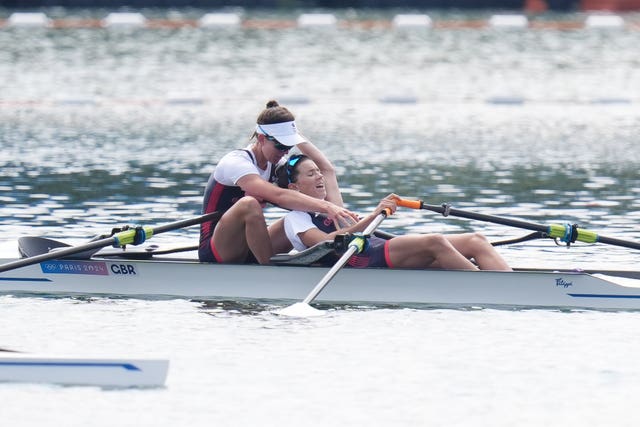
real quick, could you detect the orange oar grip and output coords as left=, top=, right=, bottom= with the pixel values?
left=397, top=199, right=423, bottom=209
left=383, top=208, right=393, bottom=217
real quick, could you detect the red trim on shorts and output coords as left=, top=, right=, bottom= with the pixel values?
left=211, top=240, right=224, bottom=263
left=384, top=240, right=394, bottom=268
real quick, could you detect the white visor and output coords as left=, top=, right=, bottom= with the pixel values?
left=256, top=121, right=305, bottom=147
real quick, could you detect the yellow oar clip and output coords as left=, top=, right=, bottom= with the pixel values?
left=113, top=226, right=154, bottom=247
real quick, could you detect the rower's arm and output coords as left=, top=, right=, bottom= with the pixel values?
left=296, top=141, right=344, bottom=207
left=297, top=197, right=397, bottom=248
left=238, top=174, right=338, bottom=215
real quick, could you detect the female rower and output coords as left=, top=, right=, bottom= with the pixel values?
left=198, top=100, right=358, bottom=265
left=275, top=154, right=512, bottom=271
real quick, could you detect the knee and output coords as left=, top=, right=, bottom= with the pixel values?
left=234, top=197, right=265, bottom=220
left=459, top=232, right=493, bottom=253
left=235, top=196, right=262, bottom=211
left=419, top=234, right=454, bottom=252
left=467, top=232, right=490, bottom=248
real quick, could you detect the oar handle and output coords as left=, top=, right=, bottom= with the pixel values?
left=397, top=199, right=423, bottom=210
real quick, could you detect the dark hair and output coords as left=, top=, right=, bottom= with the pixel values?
left=257, top=100, right=295, bottom=125
left=275, top=154, right=308, bottom=188
left=251, top=100, right=296, bottom=143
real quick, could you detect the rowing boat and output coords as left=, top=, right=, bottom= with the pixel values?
left=2, top=205, right=640, bottom=311
left=1, top=247, right=640, bottom=310
left=0, top=352, right=169, bottom=387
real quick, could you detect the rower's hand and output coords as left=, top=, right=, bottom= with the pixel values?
left=375, top=194, right=398, bottom=216
left=326, top=204, right=359, bottom=230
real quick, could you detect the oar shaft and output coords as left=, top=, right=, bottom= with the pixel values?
left=420, top=202, right=549, bottom=233
left=397, top=199, right=640, bottom=251
left=597, top=235, right=640, bottom=251
left=0, top=236, right=117, bottom=273
left=302, top=245, right=358, bottom=305
left=0, top=211, right=221, bottom=274
left=302, top=212, right=388, bottom=305
left=152, top=212, right=220, bottom=234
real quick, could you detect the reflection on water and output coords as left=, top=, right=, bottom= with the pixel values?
left=2, top=105, right=638, bottom=222
left=1, top=11, right=639, bottom=268
left=2, top=12, right=640, bottom=103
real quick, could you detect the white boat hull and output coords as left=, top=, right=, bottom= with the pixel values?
left=0, top=353, right=168, bottom=387
left=1, top=256, right=640, bottom=310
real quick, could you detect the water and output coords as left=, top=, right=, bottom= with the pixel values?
left=1, top=8, right=640, bottom=425
left=2, top=299, right=640, bottom=426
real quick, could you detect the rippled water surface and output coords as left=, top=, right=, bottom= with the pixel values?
left=1, top=8, right=640, bottom=426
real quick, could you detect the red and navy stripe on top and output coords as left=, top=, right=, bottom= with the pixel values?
left=198, top=150, right=276, bottom=262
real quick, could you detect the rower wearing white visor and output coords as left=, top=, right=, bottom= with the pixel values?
left=256, top=121, right=305, bottom=148
left=199, top=100, right=358, bottom=265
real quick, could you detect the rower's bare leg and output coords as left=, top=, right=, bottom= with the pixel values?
left=212, top=197, right=273, bottom=264
left=445, top=233, right=512, bottom=271
left=268, top=218, right=293, bottom=255
left=387, top=234, right=479, bottom=270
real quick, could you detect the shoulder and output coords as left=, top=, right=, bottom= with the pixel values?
left=286, top=210, right=313, bottom=221
left=218, top=149, right=254, bottom=165
left=284, top=211, right=316, bottom=240
left=215, top=150, right=259, bottom=185
left=285, top=211, right=314, bottom=228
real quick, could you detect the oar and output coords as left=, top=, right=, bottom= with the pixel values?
left=277, top=210, right=391, bottom=317
left=0, top=211, right=220, bottom=274
left=397, top=199, right=640, bottom=251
